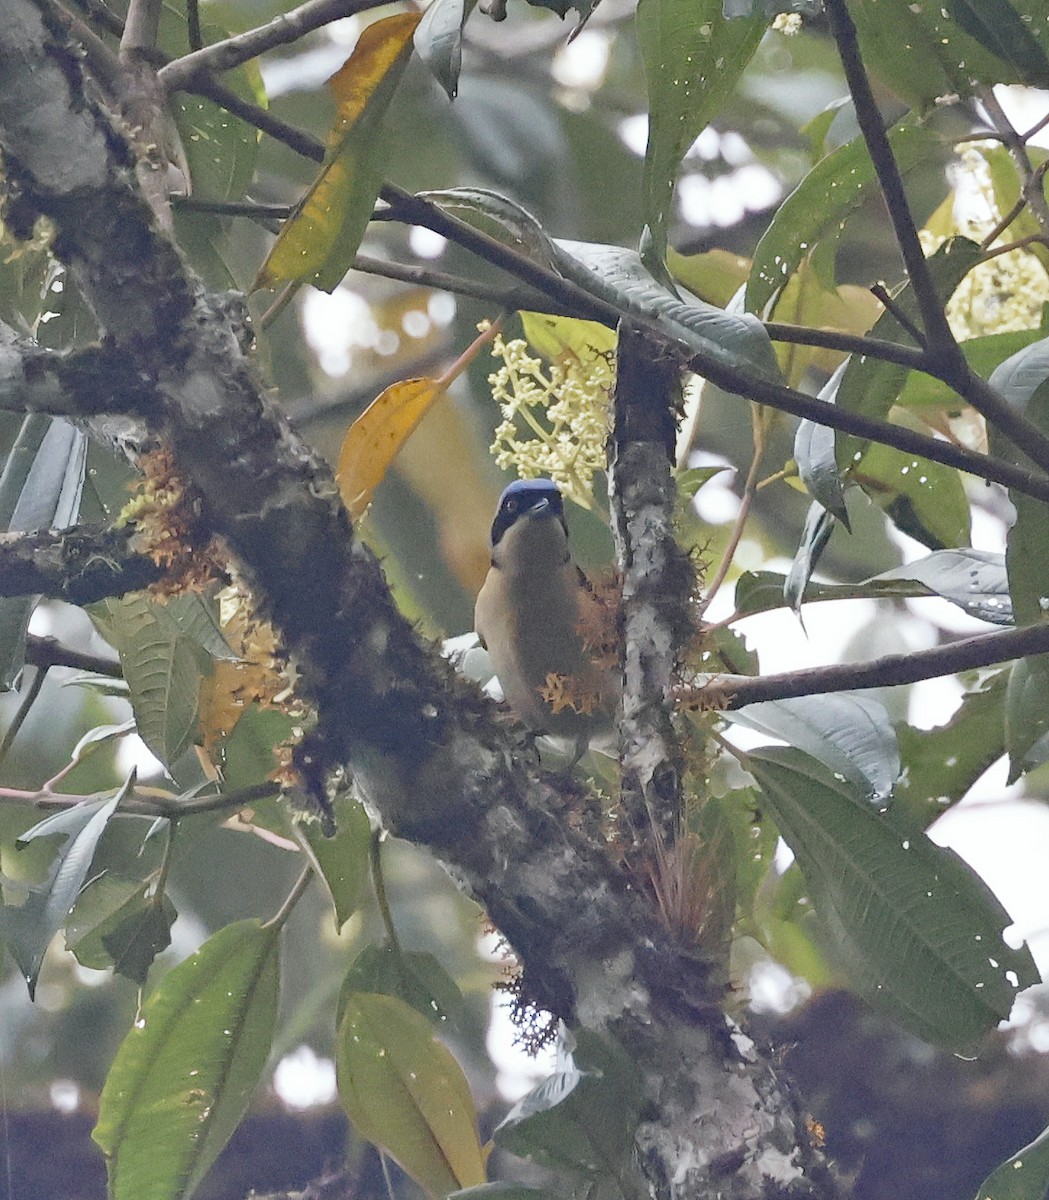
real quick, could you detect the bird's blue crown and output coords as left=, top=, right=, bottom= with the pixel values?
left=490, top=478, right=565, bottom=547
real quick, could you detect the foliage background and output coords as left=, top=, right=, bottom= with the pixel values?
left=5, top=0, right=1049, bottom=1198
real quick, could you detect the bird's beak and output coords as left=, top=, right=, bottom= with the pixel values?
left=526, top=498, right=552, bottom=518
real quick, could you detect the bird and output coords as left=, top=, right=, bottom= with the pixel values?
left=474, top=478, right=618, bottom=760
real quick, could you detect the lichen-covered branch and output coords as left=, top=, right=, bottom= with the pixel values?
left=0, top=525, right=161, bottom=602
left=0, top=321, right=151, bottom=417
left=609, top=326, right=691, bottom=847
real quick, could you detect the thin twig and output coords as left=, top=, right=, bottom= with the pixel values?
left=979, top=233, right=1049, bottom=261
left=0, top=665, right=47, bottom=769
left=697, top=416, right=767, bottom=618
left=1022, top=110, right=1049, bottom=146
left=370, top=829, right=402, bottom=952
left=869, top=283, right=927, bottom=348
left=174, top=197, right=293, bottom=220
left=186, top=0, right=203, bottom=52
left=183, top=74, right=326, bottom=161
left=26, top=634, right=122, bottom=678
left=823, top=0, right=959, bottom=357
left=351, top=253, right=572, bottom=312
left=262, top=863, right=314, bottom=930
left=694, top=620, right=1049, bottom=709
left=980, top=87, right=1049, bottom=237
left=0, top=779, right=280, bottom=817
left=159, top=0, right=392, bottom=90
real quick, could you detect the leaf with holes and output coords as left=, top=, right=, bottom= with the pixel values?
left=746, top=122, right=943, bottom=316
left=748, top=747, right=1038, bottom=1054
left=636, top=0, right=766, bottom=262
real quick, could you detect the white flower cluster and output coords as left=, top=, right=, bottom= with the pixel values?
left=924, top=143, right=1049, bottom=338
left=488, top=329, right=614, bottom=510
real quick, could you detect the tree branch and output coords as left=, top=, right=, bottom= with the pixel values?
left=158, top=0, right=393, bottom=91
left=697, top=620, right=1049, bottom=710
left=822, top=0, right=1049, bottom=479
left=610, top=326, right=691, bottom=848
left=26, top=632, right=122, bottom=677
left=0, top=526, right=162, bottom=604
left=0, top=322, right=153, bottom=417
left=167, top=39, right=1049, bottom=497
left=822, top=0, right=956, bottom=355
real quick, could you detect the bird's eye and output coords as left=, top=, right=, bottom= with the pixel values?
left=505, top=498, right=518, bottom=513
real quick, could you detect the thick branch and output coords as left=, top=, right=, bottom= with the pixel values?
left=0, top=322, right=152, bottom=417
left=0, top=526, right=162, bottom=603
left=610, top=326, right=690, bottom=848
left=700, top=621, right=1049, bottom=709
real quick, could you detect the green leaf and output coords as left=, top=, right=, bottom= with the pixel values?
left=339, top=943, right=464, bottom=1026
left=67, top=875, right=176, bottom=984
left=297, top=795, right=371, bottom=932
left=736, top=549, right=1012, bottom=624
left=794, top=366, right=850, bottom=527
left=152, top=594, right=238, bottom=661
left=945, top=0, right=1049, bottom=87
left=725, top=692, right=900, bottom=801
left=337, top=991, right=486, bottom=1199
left=417, top=188, right=781, bottom=385
left=850, top=440, right=970, bottom=551
left=217, top=704, right=296, bottom=793
left=895, top=670, right=1008, bottom=826
left=675, top=464, right=731, bottom=499
left=557, top=237, right=781, bottom=383
left=746, top=122, right=943, bottom=316
left=784, top=501, right=837, bottom=614
left=256, top=14, right=421, bottom=292
left=158, top=3, right=262, bottom=200
left=91, top=595, right=206, bottom=770
left=973, top=1121, right=1049, bottom=1200
left=747, top=747, right=1038, bottom=1054
left=692, top=786, right=775, bottom=921
left=0, top=413, right=86, bottom=687
left=0, top=779, right=128, bottom=996
left=878, top=549, right=1012, bottom=625
left=849, top=0, right=1037, bottom=105
left=93, top=919, right=280, bottom=1200
left=636, top=0, right=766, bottom=261
left=733, top=568, right=927, bottom=617
left=495, top=1030, right=642, bottom=1179
left=414, top=0, right=472, bottom=99
left=1005, top=654, right=1049, bottom=781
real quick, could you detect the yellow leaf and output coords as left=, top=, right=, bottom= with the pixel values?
left=520, top=311, right=617, bottom=361
left=337, top=377, right=443, bottom=519
left=254, top=13, right=420, bottom=292
left=337, top=992, right=486, bottom=1198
